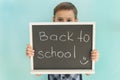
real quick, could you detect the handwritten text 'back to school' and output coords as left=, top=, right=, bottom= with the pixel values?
left=36, top=30, right=90, bottom=61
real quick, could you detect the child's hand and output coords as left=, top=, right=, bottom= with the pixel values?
left=26, top=44, right=34, bottom=58
left=91, top=50, right=99, bottom=62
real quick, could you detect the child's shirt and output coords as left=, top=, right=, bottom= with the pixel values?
left=48, top=74, right=82, bottom=80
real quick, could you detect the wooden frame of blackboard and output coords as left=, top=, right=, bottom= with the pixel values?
left=29, top=22, right=96, bottom=74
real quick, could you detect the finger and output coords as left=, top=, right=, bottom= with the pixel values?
left=26, top=48, right=34, bottom=52
left=26, top=50, right=34, bottom=56
left=91, top=51, right=96, bottom=54
left=27, top=54, right=34, bottom=58
left=26, top=50, right=34, bottom=55
left=91, top=56, right=98, bottom=59
left=26, top=51, right=34, bottom=56
left=27, top=44, right=33, bottom=49
left=91, top=57, right=98, bottom=61
left=91, top=51, right=99, bottom=56
left=91, top=54, right=99, bottom=58
left=91, top=56, right=99, bottom=61
left=91, top=53, right=97, bottom=56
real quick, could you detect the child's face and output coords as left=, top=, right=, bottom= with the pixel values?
left=53, top=10, right=78, bottom=22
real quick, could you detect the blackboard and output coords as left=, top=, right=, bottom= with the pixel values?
left=30, top=22, right=95, bottom=74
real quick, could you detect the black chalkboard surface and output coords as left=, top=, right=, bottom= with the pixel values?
left=30, top=22, right=95, bottom=74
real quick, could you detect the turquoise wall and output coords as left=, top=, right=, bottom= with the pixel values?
left=0, top=0, right=120, bottom=80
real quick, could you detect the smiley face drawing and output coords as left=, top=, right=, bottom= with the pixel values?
left=80, top=56, right=89, bottom=65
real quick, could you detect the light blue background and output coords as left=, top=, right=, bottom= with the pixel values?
left=0, top=0, right=120, bottom=80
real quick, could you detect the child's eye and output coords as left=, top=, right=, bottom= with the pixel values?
left=58, top=18, right=63, bottom=22
left=67, top=19, right=72, bottom=22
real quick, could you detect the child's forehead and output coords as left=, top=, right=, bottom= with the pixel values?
left=55, top=10, right=75, bottom=17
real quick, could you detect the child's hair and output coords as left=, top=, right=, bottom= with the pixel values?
left=54, top=2, right=78, bottom=19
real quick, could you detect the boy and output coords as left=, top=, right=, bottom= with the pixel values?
left=26, top=2, right=99, bottom=80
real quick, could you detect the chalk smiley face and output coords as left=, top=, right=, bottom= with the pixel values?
left=80, top=56, right=89, bottom=65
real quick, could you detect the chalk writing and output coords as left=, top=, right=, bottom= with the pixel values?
left=38, top=30, right=90, bottom=65
left=39, top=31, right=74, bottom=42
left=80, top=56, right=89, bottom=65
left=37, top=45, right=76, bottom=59
left=77, top=30, right=90, bottom=43
left=39, top=30, right=90, bottom=43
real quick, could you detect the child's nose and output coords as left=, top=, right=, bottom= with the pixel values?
left=63, top=19, right=67, bottom=22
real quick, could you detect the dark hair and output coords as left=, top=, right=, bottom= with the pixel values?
left=54, top=2, right=78, bottom=19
